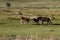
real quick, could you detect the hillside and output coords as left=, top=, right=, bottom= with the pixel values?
left=0, top=0, right=60, bottom=2
left=0, top=0, right=60, bottom=8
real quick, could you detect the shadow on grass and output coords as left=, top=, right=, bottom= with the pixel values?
left=31, top=24, right=40, bottom=25
left=31, top=23, right=60, bottom=25
left=0, top=23, right=6, bottom=25
left=53, top=23, right=60, bottom=25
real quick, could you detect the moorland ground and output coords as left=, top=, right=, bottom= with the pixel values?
left=0, top=0, right=60, bottom=40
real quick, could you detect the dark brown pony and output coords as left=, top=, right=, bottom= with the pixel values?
left=37, top=17, right=52, bottom=25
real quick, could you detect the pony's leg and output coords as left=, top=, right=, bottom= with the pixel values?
left=48, top=20, right=52, bottom=25
left=37, top=21, right=39, bottom=24
left=41, top=21, right=44, bottom=25
left=24, top=20, right=29, bottom=24
left=24, top=22, right=26, bottom=24
left=47, top=21, right=49, bottom=25
left=47, top=20, right=52, bottom=25
left=26, top=20, right=29, bottom=24
left=27, top=20, right=29, bottom=23
left=20, top=20, right=26, bottom=24
left=48, top=22, right=50, bottom=25
left=20, top=20, right=24, bottom=24
left=50, top=21, right=53, bottom=24
left=35, top=22, right=38, bottom=24
left=27, top=21, right=30, bottom=24
left=23, top=20, right=26, bottom=24
left=34, top=22, right=37, bottom=24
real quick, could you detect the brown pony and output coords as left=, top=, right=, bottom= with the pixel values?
left=20, top=16, right=29, bottom=24
left=37, top=16, right=52, bottom=25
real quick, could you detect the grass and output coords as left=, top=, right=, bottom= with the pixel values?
left=0, top=18, right=60, bottom=40
left=0, top=1, right=60, bottom=8
left=0, top=8, right=60, bottom=40
left=0, top=0, right=60, bottom=2
left=0, top=8, right=60, bottom=36
left=0, top=17, right=60, bottom=36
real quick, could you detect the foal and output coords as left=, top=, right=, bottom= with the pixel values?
left=20, top=16, right=29, bottom=24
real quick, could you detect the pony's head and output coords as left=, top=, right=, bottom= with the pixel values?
left=37, top=17, right=42, bottom=20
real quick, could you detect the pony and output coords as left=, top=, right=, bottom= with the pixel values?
left=20, top=16, right=30, bottom=24
left=37, top=16, right=52, bottom=25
